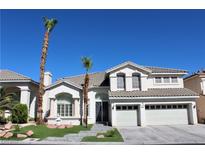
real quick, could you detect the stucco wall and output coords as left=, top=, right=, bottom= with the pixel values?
left=43, top=83, right=81, bottom=119
left=184, top=76, right=202, bottom=94
left=184, top=76, right=205, bottom=123
left=109, top=66, right=184, bottom=91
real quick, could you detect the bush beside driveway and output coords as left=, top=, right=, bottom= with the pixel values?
left=118, top=124, right=205, bottom=144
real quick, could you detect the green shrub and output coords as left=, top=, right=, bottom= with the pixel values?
left=11, top=104, right=28, bottom=124
left=104, top=129, right=115, bottom=137
left=0, top=116, right=7, bottom=124
left=15, top=124, right=20, bottom=131
left=6, top=115, right=12, bottom=122
left=0, top=110, right=4, bottom=117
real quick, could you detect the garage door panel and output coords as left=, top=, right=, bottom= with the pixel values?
left=116, top=110, right=138, bottom=126
left=145, top=104, right=189, bottom=125
left=115, top=105, right=138, bottom=126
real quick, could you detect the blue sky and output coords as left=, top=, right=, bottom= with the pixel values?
left=1, top=10, right=205, bottom=82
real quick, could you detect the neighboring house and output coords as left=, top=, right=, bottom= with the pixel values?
left=0, top=70, right=39, bottom=118
left=184, top=70, right=205, bottom=123
left=43, top=61, right=198, bottom=126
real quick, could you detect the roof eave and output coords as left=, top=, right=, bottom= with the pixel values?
left=0, top=79, right=39, bottom=85
left=45, top=80, right=82, bottom=90
left=151, top=72, right=188, bottom=75
left=109, top=95, right=199, bottom=100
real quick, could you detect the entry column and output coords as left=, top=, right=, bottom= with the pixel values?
left=111, top=103, right=117, bottom=126
left=73, top=98, right=80, bottom=117
left=139, top=103, right=146, bottom=127
left=49, top=98, right=57, bottom=118
left=19, top=86, right=31, bottom=112
left=188, top=102, right=198, bottom=124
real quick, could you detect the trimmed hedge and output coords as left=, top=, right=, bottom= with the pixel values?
left=11, top=104, right=28, bottom=123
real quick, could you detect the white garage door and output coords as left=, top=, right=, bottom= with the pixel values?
left=116, top=105, right=138, bottom=126
left=145, top=104, right=189, bottom=125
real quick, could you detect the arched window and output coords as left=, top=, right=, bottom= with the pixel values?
left=117, top=73, right=126, bottom=89
left=56, top=93, right=73, bottom=117
left=132, top=73, right=141, bottom=89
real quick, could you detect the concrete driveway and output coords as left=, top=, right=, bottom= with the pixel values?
left=118, top=124, right=205, bottom=144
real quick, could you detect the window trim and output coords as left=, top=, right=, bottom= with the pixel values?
left=117, top=73, right=126, bottom=90
left=155, top=77, right=162, bottom=84
left=171, top=77, right=178, bottom=83
left=132, top=73, right=141, bottom=89
left=56, top=93, right=73, bottom=117
left=154, top=77, right=179, bottom=84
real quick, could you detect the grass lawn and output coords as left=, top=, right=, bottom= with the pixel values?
left=81, top=128, right=124, bottom=142
left=0, top=124, right=92, bottom=141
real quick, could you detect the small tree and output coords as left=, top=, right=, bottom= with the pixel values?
left=0, top=88, right=19, bottom=117
left=81, top=57, right=93, bottom=128
left=11, top=104, right=28, bottom=124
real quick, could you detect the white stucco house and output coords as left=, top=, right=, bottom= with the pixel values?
left=0, top=61, right=199, bottom=126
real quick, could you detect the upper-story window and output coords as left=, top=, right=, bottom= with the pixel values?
left=155, top=77, right=162, bottom=83
left=132, top=73, right=141, bottom=89
left=163, top=77, right=170, bottom=83
left=155, top=77, right=178, bottom=84
left=117, top=73, right=125, bottom=89
left=171, top=77, right=178, bottom=83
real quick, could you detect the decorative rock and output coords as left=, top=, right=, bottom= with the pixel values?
left=0, top=131, right=7, bottom=138
left=47, top=124, right=57, bottom=129
left=4, top=132, right=13, bottom=138
left=4, top=122, right=12, bottom=130
left=26, top=130, right=34, bottom=137
left=17, top=134, right=27, bottom=138
left=0, top=126, right=5, bottom=130
left=96, top=134, right=105, bottom=139
left=65, top=125, right=73, bottom=128
left=58, top=125, right=65, bottom=129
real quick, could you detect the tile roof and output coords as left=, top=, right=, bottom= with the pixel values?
left=0, top=70, right=38, bottom=84
left=184, top=70, right=205, bottom=80
left=62, top=72, right=109, bottom=88
left=145, top=66, right=187, bottom=74
left=108, top=88, right=198, bottom=98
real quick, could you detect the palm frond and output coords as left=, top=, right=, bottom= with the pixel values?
left=81, top=57, right=93, bottom=72
left=43, top=17, right=58, bottom=32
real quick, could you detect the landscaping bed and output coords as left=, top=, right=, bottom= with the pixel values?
left=0, top=124, right=93, bottom=140
left=81, top=128, right=123, bottom=142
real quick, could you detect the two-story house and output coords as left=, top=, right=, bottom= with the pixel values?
left=184, top=70, right=205, bottom=123
left=43, top=61, right=198, bottom=126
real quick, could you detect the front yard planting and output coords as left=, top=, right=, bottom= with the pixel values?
left=81, top=128, right=124, bottom=142
left=0, top=124, right=93, bottom=140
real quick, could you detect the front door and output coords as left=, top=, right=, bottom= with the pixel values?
left=96, top=101, right=108, bottom=124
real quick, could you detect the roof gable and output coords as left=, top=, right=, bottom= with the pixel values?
left=106, top=61, right=152, bottom=74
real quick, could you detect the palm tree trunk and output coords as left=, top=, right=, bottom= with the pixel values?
left=83, top=73, right=89, bottom=128
left=37, top=31, right=49, bottom=124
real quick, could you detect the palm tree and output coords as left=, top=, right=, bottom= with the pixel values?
left=0, top=88, right=19, bottom=117
left=37, top=17, right=57, bottom=124
left=81, top=57, right=93, bottom=128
